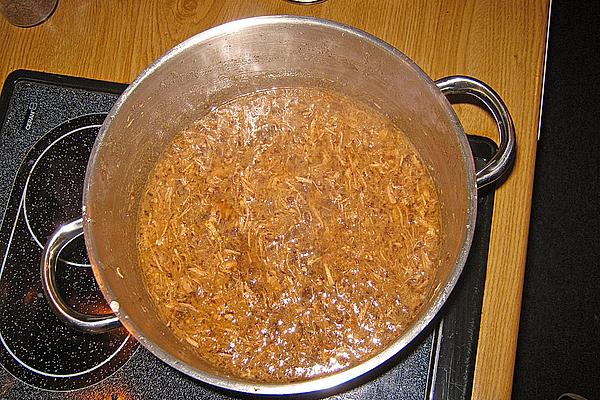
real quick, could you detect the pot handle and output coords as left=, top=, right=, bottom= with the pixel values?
left=41, top=217, right=121, bottom=333
left=435, top=75, right=516, bottom=189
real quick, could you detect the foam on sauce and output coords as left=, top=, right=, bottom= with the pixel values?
left=136, top=88, right=441, bottom=382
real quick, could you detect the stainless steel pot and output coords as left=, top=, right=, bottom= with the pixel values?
left=40, top=16, right=515, bottom=395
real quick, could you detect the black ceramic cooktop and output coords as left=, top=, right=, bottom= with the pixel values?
left=0, top=70, right=495, bottom=399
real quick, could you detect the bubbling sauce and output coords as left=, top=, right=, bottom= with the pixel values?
left=136, top=88, right=441, bottom=382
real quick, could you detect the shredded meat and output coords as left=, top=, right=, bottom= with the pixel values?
left=136, top=88, right=441, bottom=383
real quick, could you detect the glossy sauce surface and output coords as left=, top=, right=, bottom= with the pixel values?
left=137, top=88, right=441, bottom=382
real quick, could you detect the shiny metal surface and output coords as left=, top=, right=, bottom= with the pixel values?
left=40, top=218, right=120, bottom=333
left=40, top=16, right=514, bottom=395
left=436, top=76, right=516, bottom=189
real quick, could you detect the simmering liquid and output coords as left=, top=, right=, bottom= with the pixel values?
left=137, top=88, right=441, bottom=382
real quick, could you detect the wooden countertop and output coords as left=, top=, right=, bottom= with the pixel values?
left=0, top=0, right=550, bottom=398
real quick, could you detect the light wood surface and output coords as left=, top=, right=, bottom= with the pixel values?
left=0, top=1, right=550, bottom=398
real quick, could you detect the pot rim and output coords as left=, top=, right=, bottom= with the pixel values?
left=83, top=15, right=477, bottom=396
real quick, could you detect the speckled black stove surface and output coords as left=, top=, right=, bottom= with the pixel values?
left=0, top=70, right=495, bottom=400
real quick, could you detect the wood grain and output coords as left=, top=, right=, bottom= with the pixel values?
left=0, top=0, right=550, bottom=398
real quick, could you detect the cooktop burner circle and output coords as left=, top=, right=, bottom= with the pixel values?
left=22, top=115, right=101, bottom=267
left=0, top=113, right=139, bottom=391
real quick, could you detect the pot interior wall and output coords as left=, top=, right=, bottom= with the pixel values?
left=83, top=17, right=473, bottom=380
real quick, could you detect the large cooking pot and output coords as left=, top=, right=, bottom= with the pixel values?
left=40, top=16, right=514, bottom=395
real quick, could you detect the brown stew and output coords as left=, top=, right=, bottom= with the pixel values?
left=137, top=88, right=441, bottom=382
